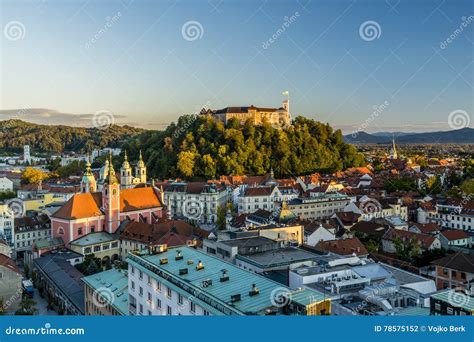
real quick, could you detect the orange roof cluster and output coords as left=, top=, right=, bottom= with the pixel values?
left=53, top=187, right=163, bottom=220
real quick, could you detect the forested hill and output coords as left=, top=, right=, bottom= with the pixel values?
left=0, top=120, right=144, bottom=153
left=123, top=115, right=365, bottom=179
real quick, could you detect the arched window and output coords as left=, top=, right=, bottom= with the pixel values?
left=113, top=189, right=117, bottom=196
left=57, top=227, right=65, bottom=235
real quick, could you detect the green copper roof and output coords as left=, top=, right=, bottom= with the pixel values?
left=82, top=268, right=129, bottom=315
left=431, top=289, right=474, bottom=312
left=128, top=247, right=327, bottom=315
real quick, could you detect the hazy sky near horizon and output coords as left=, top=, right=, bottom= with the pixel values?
left=1, top=0, right=473, bottom=133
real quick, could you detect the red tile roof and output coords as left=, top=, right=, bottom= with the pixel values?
left=316, top=237, right=368, bottom=256
left=441, top=229, right=470, bottom=241
left=52, top=187, right=163, bottom=220
left=383, top=228, right=437, bottom=250
left=0, top=254, right=21, bottom=274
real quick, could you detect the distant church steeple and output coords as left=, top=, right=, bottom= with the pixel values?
left=389, top=136, right=398, bottom=160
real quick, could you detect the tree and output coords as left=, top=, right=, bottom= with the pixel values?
left=21, top=167, right=48, bottom=185
left=15, top=296, right=37, bottom=315
left=216, top=205, right=227, bottom=230
left=177, top=151, right=198, bottom=178
left=460, top=178, right=474, bottom=195
left=76, top=254, right=101, bottom=275
left=394, top=237, right=420, bottom=262
left=201, top=154, right=216, bottom=179
left=24, top=263, right=29, bottom=279
left=0, top=297, right=5, bottom=315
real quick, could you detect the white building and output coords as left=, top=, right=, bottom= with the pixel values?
left=0, top=204, right=14, bottom=245
left=127, top=246, right=329, bottom=316
left=238, top=186, right=282, bottom=214
left=426, top=201, right=474, bottom=232
left=23, top=145, right=31, bottom=165
left=287, top=193, right=351, bottom=221
left=164, top=182, right=228, bottom=224
left=0, top=177, right=13, bottom=192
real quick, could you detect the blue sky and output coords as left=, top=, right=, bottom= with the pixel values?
left=1, top=0, right=473, bottom=133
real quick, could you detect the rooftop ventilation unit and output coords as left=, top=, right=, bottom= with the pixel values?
left=179, top=268, right=188, bottom=276
left=230, top=294, right=241, bottom=303
left=202, top=279, right=213, bottom=288
left=160, top=258, right=168, bottom=265
left=196, top=260, right=204, bottom=271
left=187, top=259, right=194, bottom=265
left=175, top=250, right=183, bottom=261
left=249, top=284, right=259, bottom=296
left=220, top=269, right=229, bottom=282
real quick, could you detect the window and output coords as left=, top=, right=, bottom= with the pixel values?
left=156, top=299, right=161, bottom=308
left=78, top=227, right=83, bottom=235
left=190, top=302, right=195, bottom=313
left=139, top=304, right=143, bottom=314
left=139, top=270, right=143, bottom=280
left=131, top=281, right=135, bottom=290
left=178, top=294, right=183, bottom=305
left=94, top=245, right=100, bottom=252
left=139, top=287, right=143, bottom=297
left=203, top=310, right=210, bottom=316
left=167, top=306, right=172, bottom=315
left=156, top=281, right=161, bottom=292
left=166, top=287, right=172, bottom=298
left=57, top=227, right=65, bottom=235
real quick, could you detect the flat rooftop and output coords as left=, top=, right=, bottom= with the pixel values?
left=128, top=247, right=326, bottom=315
left=235, top=247, right=319, bottom=268
left=82, top=268, right=128, bottom=315
left=431, top=289, right=474, bottom=312
left=70, top=232, right=118, bottom=246
left=219, top=236, right=277, bottom=248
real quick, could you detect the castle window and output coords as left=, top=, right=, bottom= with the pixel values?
left=57, top=227, right=65, bottom=235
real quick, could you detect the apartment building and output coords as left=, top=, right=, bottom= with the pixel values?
left=127, top=246, right=330, bottom=316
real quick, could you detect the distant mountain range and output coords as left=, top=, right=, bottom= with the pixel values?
left=344, top=127, right=474, bottom=144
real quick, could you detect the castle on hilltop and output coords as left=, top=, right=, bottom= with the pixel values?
left=200, top=99, right=291, bottom=128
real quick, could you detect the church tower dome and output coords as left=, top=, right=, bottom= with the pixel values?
left=120, top=151, right=133, bottom=189
left=135, top=150, right=147, bottom=184
left=80, top=156, right=96, bottom=193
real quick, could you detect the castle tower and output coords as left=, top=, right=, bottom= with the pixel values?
left=80, top=156, right=97, bottom=193
left=120, top=151, right=133, bottom=189
left=135, top=150, right=147, bottom=184
left=102, top=152, right=121, bottom=233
